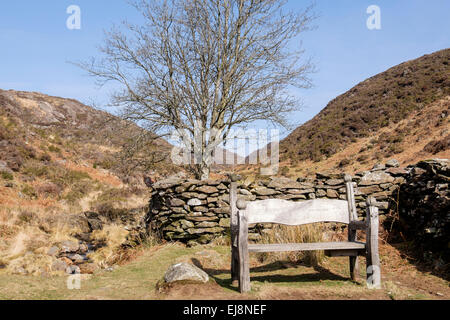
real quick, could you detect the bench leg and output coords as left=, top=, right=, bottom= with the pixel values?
left=230, top=180, right=240, bottom=287
left=349, top=256, right=359, bottom=281
left=366, top=198, right=381, bottom=289
left=238, top=212, right=250, bottom=293
left=231, top=244, right=239, bottom=287
left=348, top=228, right=359, bottom=281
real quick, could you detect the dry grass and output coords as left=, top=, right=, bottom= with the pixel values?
left=88, top=224, right=130, bottom=267
left=257, top=224, right=326, bottom=266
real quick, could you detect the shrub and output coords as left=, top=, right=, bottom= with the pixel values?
left=21, top=184, right=38, bottom=199
left=62, top=180, right=94, bottom=204
left=338, top=158, right=351, bottom=168
left=36, top=182, right=62, bottom=198
left=280, top=166, right=290, bottom=177
left=357, top=154, right=369, bottom=163
left=17, top=211, right=35, bottom=224
left=0, top=170, right=14, bottom=181
left=48, top=145, right=61, bottom=153
left=22, top=163, right=49, bottom=178
left=39, top=153, right=51, bottom=162
left=423, top=135, right=450, bottom=154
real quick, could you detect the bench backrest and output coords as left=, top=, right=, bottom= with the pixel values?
left=243, top=198, right=350, bottom=225
left=230, top=174, right=358, bottom=229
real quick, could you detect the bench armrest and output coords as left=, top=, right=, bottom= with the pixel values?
left=349, top=220, right=366, bottom=230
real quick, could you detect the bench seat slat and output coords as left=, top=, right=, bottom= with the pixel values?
left=248, top=241, right=366, bottom=253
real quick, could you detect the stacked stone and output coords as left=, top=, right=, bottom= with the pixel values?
left=147, top=159, right=416, bottom=244
left=398, top=159, right=449, bottom=266
left=351, top=159, right=407, bottom=216
left=148, top=178, right=232, bottom=245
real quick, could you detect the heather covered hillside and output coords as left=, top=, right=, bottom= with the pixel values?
left=279, top=49, right=449, bottom=171
left=0, top=90, right=179, bottom=275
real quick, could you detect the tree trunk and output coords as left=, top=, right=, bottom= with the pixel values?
left=200, top=164, right=210, bottom=180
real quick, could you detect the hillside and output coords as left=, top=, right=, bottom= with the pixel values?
left=240, top=49, right=450, bottom=177
left=0, top=89, right=182, bottom=273
left=0, top=88, right=187, bottom=218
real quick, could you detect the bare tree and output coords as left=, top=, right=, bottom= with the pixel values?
left=77, top=0, right=315, bottom=180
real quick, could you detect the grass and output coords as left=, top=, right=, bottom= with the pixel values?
left=0, top=242, right=448, bottom=300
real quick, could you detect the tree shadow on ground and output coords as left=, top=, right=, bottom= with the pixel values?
left=191, top=258, right=354, bottom=292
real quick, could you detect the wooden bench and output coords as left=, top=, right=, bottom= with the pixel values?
left=229, top=175, right=381, bottom=293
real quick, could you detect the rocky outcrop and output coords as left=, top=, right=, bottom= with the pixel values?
left=398, top=159, right=449, bottom=266
left=47, top=240, right=95, bottom=275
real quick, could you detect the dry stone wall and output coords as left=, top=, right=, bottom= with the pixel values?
left=146, top=159, right=411, bottom=245
left=397, top=159, right=449, bottom=266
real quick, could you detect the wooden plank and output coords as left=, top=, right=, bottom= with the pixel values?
left=238, top=210, right=251, bottom=293
left=345, top=174, right=360, bottom=281
left=345, top=174, right=358, bottom=221
left=244, top=199, right=350, bottom=225
left=248, top=241, right=366, bottom=253
left=325, top=249, right=364, bottom=257
left=229, top=180, right=239, bottom=285
left=366, top=197, right=381, bottom=289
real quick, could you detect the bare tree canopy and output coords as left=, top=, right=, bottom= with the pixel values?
left=77, top=0, right=315, bottom=179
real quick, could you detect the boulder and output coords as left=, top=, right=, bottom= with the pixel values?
left=186, top=216, right=219, bottom=222
left=196, top=186, right=219, bottom=194
left=47, top=246, right=60, bottom=257
left=239, top=189, right=252, bottom=196
left=386, top=159, right=400, bottom=168
left=196, top=222, right=219, bottom=228
left=79, top=263, right=99, bottom=274
left=59, top=240, right=79, bottom=254
left=51, top=259, right=68, bottom=272
left=186, top=227, right=224, bottom=234
left=325, top=179, right=344, bottom=186
left=66, top=265, right=81, bottom=275
left=187, top=198, right=202, bottom=206
left=326, top=189, right=339, bottom=198
left=164, top=263, right=209, bottom=283
left=153, top=178, right=183, bottom=189
left=67, top=254, right=86, bottom=264
left=267, top=177, right=305, bottom=189
left=287, top=188, right=315, bottom=195
left=316, top=172, right=342, bottom=180
left=170, top=198, right=185, bottom=207
left=85, top=212, right=103, bottom=231
left=372, top=163, right=386, bottom=171
left=357, top=185, right=382, bottom=195
left=253, top=187, right=278, bottom=196
left=359, top=171, right=395, bottom=186
left=182, top=192, right=208, bottom=200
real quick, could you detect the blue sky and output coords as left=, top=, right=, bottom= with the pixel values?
left=0, top=0, right=449, bottom=138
